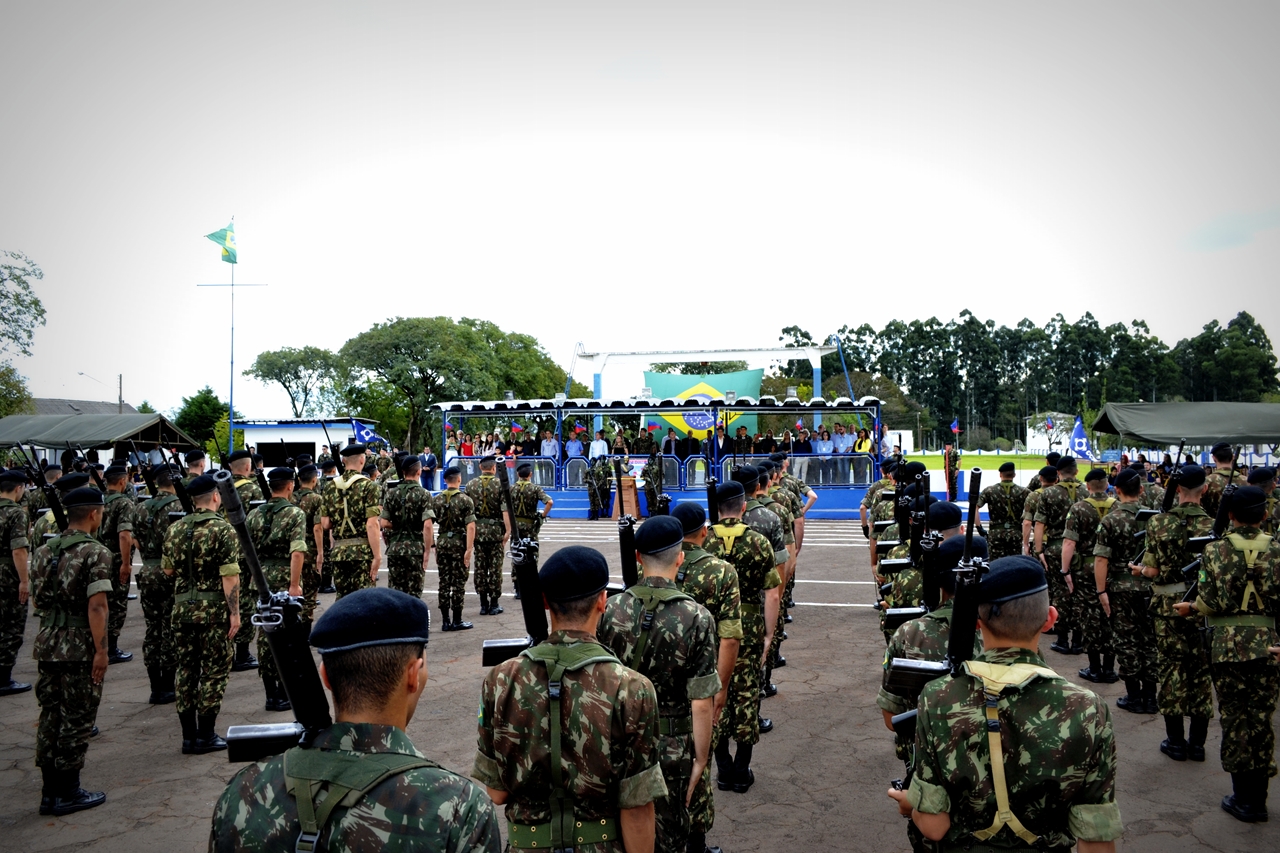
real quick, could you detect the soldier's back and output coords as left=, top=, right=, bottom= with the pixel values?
left=31, top=532, right=113, bottom=661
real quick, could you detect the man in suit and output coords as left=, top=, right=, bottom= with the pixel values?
left=662, top=429, right=679, bottom=457
left=712, top=425, right=733, bottom=461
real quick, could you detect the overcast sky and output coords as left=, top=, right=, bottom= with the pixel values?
left=5, top=1, right=1278, bottom=415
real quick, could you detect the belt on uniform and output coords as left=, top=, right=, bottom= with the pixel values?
left=259, top=558, right=291, bottom=569
left=1108, top=575, right=1147, bottom=592
left=740, top=602, right=762, bottom=615
left=944, top=845, right=1051, bottom=853
left=173, top=590, right=225, bottom=603
left=332, top=538, right=367, bottom=548
left=659, top=715, right=693, bottom=736
left=1205, top=614, right=1276, bottom=629
left=516, top=516, right=536, bottom=524
left=40, top=610, right=89, bottom=629
left=441, top=529, right=464, bottom=537
left=509, top=815, right=619, bottom=850
left=1151, top=581, right=1188, bottom=595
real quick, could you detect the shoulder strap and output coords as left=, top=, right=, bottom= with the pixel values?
left=49, top=531, right=97, bottom=563
left=711, top=522, right=748, bottom=553
left=1085, top=497, right=1115, bottom=519
left=677, top=548, right=712, bottom=582
left=1225, top=532, right=1273, bottom=611
left=626, top=585, right=693, bottom=670
left=284, top=747, right=440, bottom=853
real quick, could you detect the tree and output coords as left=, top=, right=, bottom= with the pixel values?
left=0, top=361, right=34, bottom=418
left=174, top=386, right=241, bottom=447
left=0, top=250, right=47, bottom=357
left=136, top=400, right=157, bottom=414
left=651, top=361, right=749, bottom=375
left=244, top=346, right=342, bottom=417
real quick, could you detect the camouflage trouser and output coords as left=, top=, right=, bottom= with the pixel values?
left=436, top=536, right=470, bottom=613
left=257, top=560, right=291, bottom=684
left=644, top=486, right=657, bottom=517
left=587, top=481, right=601, bottom=513
left=387, top=552, right=426, bottom=598
left=0, top=561, right=28, bottom=669
left=35, top=661, right=102, bottom=771
left=236, top=563, right=257, bottom=650
left=1078, top=584, right=1113, bottom=655
left=300, top=553, right=319, bottom=623
left=656, top=732, right=693, bottom=852
left=1211, top=657, right=1279, bottom=773
left=986, top=528, right=1022, bottom=562
left=1043, top=541, right=1076, bottom=631
left=596, top=484, right=613, bottom=516
left=109, top=553, right=129, bottom=643
left=1109, top=588, right=1156, bottom=683
left=173, top=620, right=233, bottom=716
left=330, top=561, right=374, bottom=601
left=714, top=610, right=763, bottom=745
left=136, top=562, right=176, bottom=670
left=1153, top=612, right=1214, bottom=718
left=688, top=763, right=714, bottom=834
left=473, top=520, right=505, bottom=599
left=880, top=566, right=923, bottom=643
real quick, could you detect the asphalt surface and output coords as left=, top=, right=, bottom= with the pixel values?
left=1, top=519, right=1276, bottom=851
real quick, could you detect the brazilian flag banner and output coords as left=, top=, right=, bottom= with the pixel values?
left=205, top=220, right=237, bottom=264
left=642, top=369, right=763, bottom=439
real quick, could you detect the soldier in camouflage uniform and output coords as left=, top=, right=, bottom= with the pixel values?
left=225, top=450, right=264, bottom=671
left=1061, top=469, right=1118, bottom=685
left=1024, top=451, right=1060, bottom=493
left=977, top=462, right=1028, bottom=561
left=641, top=452, right=660, bottom=517
left=1094, top=468, right=1156, bottom=715
left=379, top=455, right=435, bottom=600
left=97, top=464, right=136, bottom=664
left=212, top=587, right=502, bottom=852
left=1020, top=467, right=1054, bottom=557
left=163, top=473, right=241, bottom=755
left=0, top=470, right=32, bottom=696
left=1247, top=466, right=1277, bottom=536
left=247, top=467, right=309, bottom=712
left=291, top=464, right=324, bottom=622
left=586, top=455, right=604, bottom=521
left=591, top=455, right=614, bottom=520
left=1137, top=464, right=1214, bottom=763
left=1133, top=463, right=1165, bottom=510
left=134, top=464, right=182, bottom=704
left=671, top=503, right=741, bottom=853
left=1033, top=456, right=1084, bottom=655
left=509, top=462, right=552, bottom=599
left=30, top=486, right=112, bottom=815
left=758, top=463, right=796, bottom=674
left=703, top=481, right=780, bottom=795
left=1175, top=485, right=1279, bottom=822
left=32, top=472, right=89, bottom=544
left=888, top=556, right=1123, bottom=851
left=464, top=456, right=510, bottom=616
left=632, top=427, right=655, bottom=456
left=473, top=545, right=667, bottom=852
left=860, top=460, right=895, bottom=540
left=1201, top=441, right=1236, bottom=519
left=321, top=444, right=383, bottom=601
left=433, top=466, right=476, bottom=631
left=735, top=466, right=788, bottom=703
left=598, top=516, right=720, bottom=853
left=772, top=452, right=817, bottom=552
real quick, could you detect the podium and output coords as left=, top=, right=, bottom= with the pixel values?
left=612, top=476, right=641, bottom=519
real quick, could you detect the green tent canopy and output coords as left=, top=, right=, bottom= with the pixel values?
left=0, top=413, right=201, bottom=451
left=1091, top=402, right=1280, bottom=446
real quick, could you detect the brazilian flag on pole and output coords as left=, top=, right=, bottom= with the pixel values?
left=205, top=220, right=237, bottom=264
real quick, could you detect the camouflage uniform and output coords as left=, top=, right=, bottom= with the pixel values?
left=510, top=479, right=549, bottom=586
left=1201, top=467, right=1234, bottom=519
left=585, top=462, right=603, bottom=518
left=164, top=509, right=241, bottom=716
left=944, top=447, right=961, bottom=500
left=877, top=523, right=923, bottom=643
left=30, top=531, right=112, bottom=773
left=227, top=477, right=264, bottom=651
left=1020, top=488, right=1043, bottom=554
left=464, top=474, right=506, bottom=601
left=246, top=497, right=308, bottom=684
left=1095, top=502, right=1155, bottom=688
left=640, top=456, right=659, bottom=516
left=0, top=497, right=30, bottom=673
left=32, top=507, right=60, bottom=546
left=1195, top=526, right=1280, bottom=774
left=1144, top=505, right=1216, bottom=719
left=291, top=486, right=324, bottom=622
left=593, top=458, right=614, bottom=517
left=906, top=647, right=1123, bottom=849
left=1139, top=480, right=1166, bottom=510
left=760, top=491, right=796, bottom=667
left=321, top=471, right=381, bottom=599
left=380, top=481, right=435, bottom=598
left=632, top=431, right=655, bottom=456
left=598, top=576, right=721, bottom=851
left=212, top=721, right=502, bottom=853
left=676, top=542, right=742, bottom=838
left=1063, top=496, right=1115, bottom=657
left=97, top=490, right=136, bottom=648
left=742, top=498, right=788, bottom=568
left=1033, top=476, right=1083, bottom=638
left=705, top=518, right=780, bottom=746
left=977, top=481, right=1029, bottom=561
left=432, top=487, right=475, bottom=615
left=135, top=492, right=181, bottom=672
left=473, top=629, right=668, bottom=852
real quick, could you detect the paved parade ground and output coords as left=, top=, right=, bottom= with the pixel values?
left=1, top=519, right=1276, bottom=852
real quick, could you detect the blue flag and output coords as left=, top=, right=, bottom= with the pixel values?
left=1070, top=416, right=1099, bottom=461
left=950, top=418, right=960, bottom=434
left=1045, top=416, right=1055, bottom=431
left=350, top=418, right=390, bottom=447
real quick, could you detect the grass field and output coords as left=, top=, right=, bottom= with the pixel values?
left=910, top=453, right=1077, bottom=474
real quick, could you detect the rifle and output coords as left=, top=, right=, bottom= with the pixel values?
left=706, top=475, right=719, bottom=525
left=612, top=457, right=625, bottom=518
left=481, top=462, right=547, bottom=666
left=1182, top=446, right=1241, bottom=604
left=650, top=448, right=671, bottom=516
left=1161, top=440, right=1187, bottom=513
left=14, top=445, right=67, bottom=534
left=130, top=440, right=158, bottom=499
left=74, top=444, right=107, bottom=490
left=160, top=447, right=196, bottom=515
left=617, top=515, right=639, bottom=591
left=216, top=469, right=333, bottom=763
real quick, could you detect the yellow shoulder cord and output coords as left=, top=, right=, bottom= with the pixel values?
left=333, top=473, right=367, bottom=537
left=1085, top=497, right=1115, bottom=519
left=711, top=523, right=747, bottom=554
left=1226, top=533, right=1272, bottom=611
left=965, top=661, right=1059, bottom=847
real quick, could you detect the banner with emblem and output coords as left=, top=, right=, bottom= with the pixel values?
left=641, top=369, right=764, bottom=439
left=1070, top=416, right=1100, bottom=462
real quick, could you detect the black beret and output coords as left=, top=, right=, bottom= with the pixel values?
left=1055, top=455, right=1077, bottom=471
left=44, top=463, right=62, bottom=472
left=320, top=459, right=338, bottom=471
left=92, top=463, right=104, bottom=471
left=0, top=469, right=28, bottom=487
left=62, top=487, right=105, bottom=508
left=881, top=460, right=897, bottom=475
left=635, top=516, right=684, bottom=555
left=1045, top=452, right=1061, bottom=465
left=185, top=450, right=205, bottom=464
left=267, top=467, right=295, bottom=483
left=516, top=463, right=533, bottom=476
left=901, top=461, right=927, bottom=481
left=716, top=481, right=745, bottom=504
left=999, top=462, right=1016, bottom=474
left=54, top=472, right=91, bottom=492
left=1230, top=485, right=1268, bottom=514
left=1211, top=442, right=1232, bottom=458
left=296, top=464, right=319, bottom=479
left=295, top=453, right=314, bottom=464
left=1177, top=464, right=1206, bottom=489
left=252, top=453, right=263, bottom=464
left=1038, top=466, right=1059, bottom=480
left=310, top=587, right=430, bottom=654
left=1114, top=468, right=1140, bottom=490
left=443, top=466, right=462, bottom=480
left=769, top=452, right=787, bottom=463
left=340, top=443, right=367, bottom=457
left=671, top=502, right=706, bottom=534
left=928, top=501, right=962, bottom=529
left=186, top=473, right=218, bottom=497
left=1127, top=462, right=1146, bottom=471
left=153, top=464, right=180, bottom=481
left=1084, top=468, right=1108, bottom=483
left=227, top=449, right=253, bottom=463
left=104, top=465, right=128, bottom=478
left=978, top=555, right=1048, bottom=605
left=399, top=455, right=421, bottom=470
left=731, top=465, right=759, bottom=486
left=936, top=535, right=989, bottom=594
left=1247, top=467, right=1276, bottom=485
left=362, top=463, right=378, bottom=476
left=539, top=546, right=610, bottom=602
left=479, top=454, right=498, bottom=465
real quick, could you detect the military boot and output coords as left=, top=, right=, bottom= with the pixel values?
left=714, top=740, right=735, bottom=791
left=264, top=678, right=291, bottom=712
left=1078, top=651, right=1103, bottom=683
left=452, top=608, right=473, bottom=631
left=732, top=744, right=755, bottom=793
left=478, top=595, right=490, bottom=616
left=1160, top=716, right=1187, bottom=761
left=513, top=580, right=522, bottom=600
left=1141, top=683, right=1159, bottom=715
left=439, top=607, right=454, bottom=631
left=147, top=666, right=175, bottom=704
left=1049, top=627, right=1072, bottom=655
left=50, top=769, right=106, bottom=816
left=191, top=715, right=228, bottom=754
left=1116, top=678, right=1145, bottom=713
left=179, top=709, right=198, bottom=754
left=1068, top=629, right=1084, bottom=655
left=0, top=665, right=32, bottom=696
left=1188, top=716, right=1209, bottom=762
left=1222, top=770, right=1269, bottom=823
left=488, top=594, right=503, bottom=615
left=231, top=643, right=258, bottom=672
left=107, top=638, right=133, bottom=664
left=39, top=765, right=57, bottom=815
left=1099, top=653, right=1119, bottom=683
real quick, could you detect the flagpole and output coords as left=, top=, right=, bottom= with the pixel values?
left=228, top=262, right=234, bottom=456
